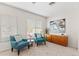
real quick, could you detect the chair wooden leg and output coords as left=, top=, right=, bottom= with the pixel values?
left=11, top=48, right=13, bottom=52
left=37, top=43, right=38, bottom=46
left=31, top=43, right=33, bottom=47
left=44, top=42, right=46, bottom=45
left=18, top=50, right=20, bottom=56
left=28, top=45, right=30, bottom=49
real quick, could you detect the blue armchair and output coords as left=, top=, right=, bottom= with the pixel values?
left=34, top=33, right=46, bottom=46
left=10, top=36, right=30, bottom=55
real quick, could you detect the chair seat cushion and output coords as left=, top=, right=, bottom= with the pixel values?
left=36, top=37, right=44, bottom=42
left=16, top=40, right=29, bottom=49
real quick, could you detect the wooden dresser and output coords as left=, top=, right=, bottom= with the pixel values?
left=46, top=34, right=68, bottom=46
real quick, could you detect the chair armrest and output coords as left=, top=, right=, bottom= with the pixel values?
left=17, top=41, right=29, bottom=47
left=11, top=41, right=17, bottom=48
left=16, top=41, right=29, bottom=49
left=11, top=41, right=17, bottom=44
left=22, top=39, right=27, bottom=41
left=42, top=37, right=47, bottom=41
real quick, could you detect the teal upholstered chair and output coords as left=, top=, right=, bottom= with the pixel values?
left=34, top=33, right=46, bottom=46
left=10, top=36, right=30, bottom=55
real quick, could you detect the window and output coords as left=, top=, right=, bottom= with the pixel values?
left=0, top=15, right=17, bottom=41
left=33, top=28, right=42, bottom=33
left=27, top=19, right=43, bottom=34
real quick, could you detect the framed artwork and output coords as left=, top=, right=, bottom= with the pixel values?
left=50, top=18, right=65, bottom=34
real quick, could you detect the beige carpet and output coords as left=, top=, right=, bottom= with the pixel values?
left=0, top=42, right=79, bottom=56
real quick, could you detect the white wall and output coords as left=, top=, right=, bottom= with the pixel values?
left=0, top=3, right=47, bottom=51
left=1, top=2, right=79, bottom=50
left=47, top=3, right=79, bottom=49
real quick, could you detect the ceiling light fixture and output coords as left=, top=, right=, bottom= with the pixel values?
left=49, top=2, right=55, bottom=5
left=32, top=2, right=36, bottom=4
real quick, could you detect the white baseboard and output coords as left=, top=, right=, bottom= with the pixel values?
left=0, top=41, right=11, bottom=52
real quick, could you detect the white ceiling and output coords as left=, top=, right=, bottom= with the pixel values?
left=3, top=2, right=79, bottom=17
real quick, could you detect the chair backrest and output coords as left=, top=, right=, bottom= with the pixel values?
left=10, top=36, right=16, bottom=41
left=34, top=33, right=37, bottom=38
left=34, top=33, right=42, bottom=38
left=10, top=36, right=17, bottom=48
